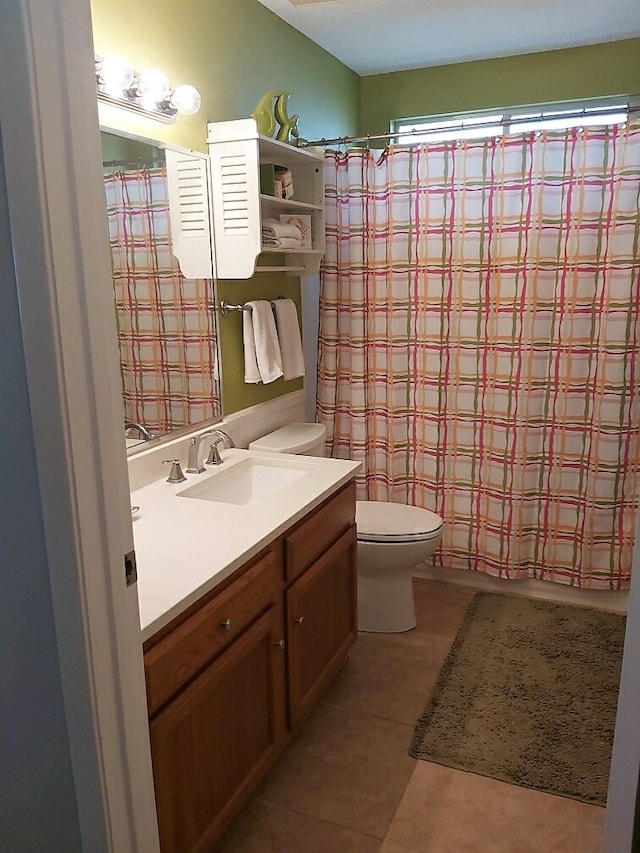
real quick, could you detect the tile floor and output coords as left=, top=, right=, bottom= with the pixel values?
left=215, top=579, right=606, bottom=852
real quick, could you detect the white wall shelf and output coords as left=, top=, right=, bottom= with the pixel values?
left=259, top=194, right=323, bottom=211
left=207, top=118, right=325, bottom=279
left=254, top=265, right=306, bottom=275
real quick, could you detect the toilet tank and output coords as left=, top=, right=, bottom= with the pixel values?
left=248, top=423, right=326, bottom=457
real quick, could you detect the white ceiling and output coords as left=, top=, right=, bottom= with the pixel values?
left=256, top=0, right=640, bottom=76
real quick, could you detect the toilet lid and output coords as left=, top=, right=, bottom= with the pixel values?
left=356, top=501, right=443, bottom=543
left=248, top=423, right=326, bottom=454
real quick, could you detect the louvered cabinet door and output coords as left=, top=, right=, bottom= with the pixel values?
left=165, top=148, right=214, bottom=278
left=207, top=125, right=261, bottom=279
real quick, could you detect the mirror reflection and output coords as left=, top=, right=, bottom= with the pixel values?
left=101, top=131, right=222, bottom=448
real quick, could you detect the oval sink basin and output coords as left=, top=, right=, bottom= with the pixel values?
left=177, top=457, right=309, bottom=506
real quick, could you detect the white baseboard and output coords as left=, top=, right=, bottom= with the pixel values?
left=414, top=563, right=629, bottom=614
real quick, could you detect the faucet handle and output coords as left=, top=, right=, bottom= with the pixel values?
left=163, top=459, right=186, bottom=483
left=205, top=441, right=223, bottom=466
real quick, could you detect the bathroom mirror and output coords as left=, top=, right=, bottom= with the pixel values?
left=101, top=130, right=222, bottom=448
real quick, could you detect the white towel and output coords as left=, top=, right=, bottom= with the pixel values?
left=273, top=299, right=305, bottom=380
left=261, top=218, right=302, bottom=241
left=242, top=309, right=261, bottom=383
left=262, top=236, right=303, bottom=249
left=244, top=300, right=283, bottom=384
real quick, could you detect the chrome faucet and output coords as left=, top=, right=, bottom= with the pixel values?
left=186, top=430, right=218, bottom=474
left=125, top=421, right=153, bottom=441
left=186, top=429, right=235, bottom=474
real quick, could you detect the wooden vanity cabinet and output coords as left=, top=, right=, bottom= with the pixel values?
left=143, top=481, right=357, bottom=852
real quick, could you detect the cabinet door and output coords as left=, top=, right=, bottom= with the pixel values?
left=287, top=525, right=357, bottom=729
left=150, top=607, right=286, bottom=853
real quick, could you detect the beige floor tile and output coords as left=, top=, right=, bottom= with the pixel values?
left=382, top=761, right=456, bottom=850
left=322, top=631, right=451, bottom=725
left=576, top=803, right=605, bottom=853
left=214, top=798, right=382, bottom=852
left=256, top=703, right=416, bottom=839
left=385, top=761, right=584, bottom=853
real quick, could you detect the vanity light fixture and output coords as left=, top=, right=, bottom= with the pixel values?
left=96, top=55, right=201, bottom=123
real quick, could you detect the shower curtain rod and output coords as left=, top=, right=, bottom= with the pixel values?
left=297, top=104, right=640, bottom=149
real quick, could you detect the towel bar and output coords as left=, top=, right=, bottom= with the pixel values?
left=220, top=300, right=249, bottom=316
left=220, top=298, right=286, bottom=317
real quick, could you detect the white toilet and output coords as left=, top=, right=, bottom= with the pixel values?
left=249, top=423, right=444, bottom=634
left=355, top=501, right=443, bottom=632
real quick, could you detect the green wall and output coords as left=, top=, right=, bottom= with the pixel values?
left=91, top=0, right=359, bottom=415
left=360, top=38, right=640, bottom=135
left=91, top=0, right=359, bottom=152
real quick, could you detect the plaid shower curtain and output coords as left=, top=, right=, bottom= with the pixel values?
left=317, top=122, right=640, bottom=588
left=104, top=167, right=219, bottom=435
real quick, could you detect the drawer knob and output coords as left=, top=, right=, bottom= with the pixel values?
left=293, top=616, right=305, bottom=624
left=274, top=639, right=285, bottom=649
left=220, top=618, right=233, bottom=631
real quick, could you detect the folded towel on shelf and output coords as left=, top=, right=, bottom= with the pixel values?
left=244, top=300, right=283, bottom=384
left=273, top=298, right=305, bottom=380
left=262, top=219, right=302, bottom=248
left=262, top=236, right=303, bottom=249
left=280, top=214, right=311, bottom=248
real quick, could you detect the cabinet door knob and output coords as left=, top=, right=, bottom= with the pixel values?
left=293, top=616, right=305, bottom=624
left=274, top=639, right=285, bottom=649
left=220, top=618, right=233, bottom=631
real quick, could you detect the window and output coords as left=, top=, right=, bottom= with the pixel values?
left=509, top=105, right=628, bottom=135
left=392, top=102, right=630, bottom=145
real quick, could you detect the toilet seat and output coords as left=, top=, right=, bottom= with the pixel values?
left=356, top=501, right=443, bottom=544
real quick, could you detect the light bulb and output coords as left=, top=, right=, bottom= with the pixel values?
left=137, top=68, right=170, bottom=109
left=99, top=55, right=134, bottom=98
left=170, top=84, right=202, bottom=116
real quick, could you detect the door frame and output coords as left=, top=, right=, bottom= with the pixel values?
left=605, top=512, right=640, bottom=852
left=1, top=0, right=159, bottom=849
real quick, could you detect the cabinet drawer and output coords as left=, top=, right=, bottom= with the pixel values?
left=145, top=547, right=279, bottom=716
left=284, top=481, right=355, bottom=584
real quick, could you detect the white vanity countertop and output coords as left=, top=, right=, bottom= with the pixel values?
left=131, top=448, right=361, bottom=642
